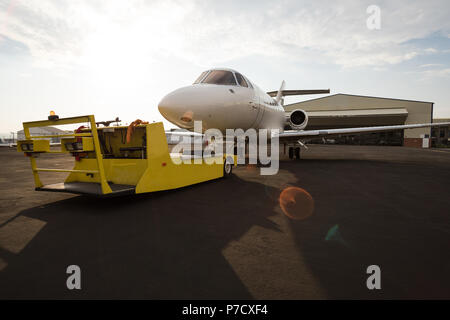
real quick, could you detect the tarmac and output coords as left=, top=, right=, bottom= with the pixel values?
left=0, top=145, right=449, bottom=299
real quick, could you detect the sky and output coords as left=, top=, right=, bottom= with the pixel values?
left=1, top=0, right=450, bottom=136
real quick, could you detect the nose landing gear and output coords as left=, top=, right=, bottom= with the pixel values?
left=223, top=156, right=233, bottom=177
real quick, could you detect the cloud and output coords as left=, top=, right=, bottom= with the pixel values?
left=425, top=47, right=438, bottom=53
left=0, top=0, right=88, bottom=67
left=419, top=63, right=443, bottom=68
left=421, top=68, right=450, bottom=78
left=408, top=66, right=450, bottom=80
left=0, top=0, right=449, bottom=69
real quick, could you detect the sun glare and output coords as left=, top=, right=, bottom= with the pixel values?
left=77, top=1, right=189, bottom=89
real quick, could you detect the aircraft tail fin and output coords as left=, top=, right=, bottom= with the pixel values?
left=275, top=80, right=286, bottom=104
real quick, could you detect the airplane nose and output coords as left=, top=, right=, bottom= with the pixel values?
left=158, top=94, right=182, bottom=119
left=158, top=87, right=197, bottom=125
left=158, top=93, right=185, bottom=120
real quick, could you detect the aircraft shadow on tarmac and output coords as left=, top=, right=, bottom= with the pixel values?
left=0, top=159, right=449, bottom=299
left=283, top=159, right=450, bottom=299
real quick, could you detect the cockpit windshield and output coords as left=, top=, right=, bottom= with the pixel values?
left=200, top=70, right=237, bottom=85
left=193, top=71, right=209, bottom=84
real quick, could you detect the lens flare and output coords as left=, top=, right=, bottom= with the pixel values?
left=325, top=224, right=348, bottom=246
left=279, top=186, right=314, bottom=220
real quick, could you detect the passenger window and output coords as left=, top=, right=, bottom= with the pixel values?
left=235, top=73, right=248, bottom=87
left=202, top=70, right=237, bottom=85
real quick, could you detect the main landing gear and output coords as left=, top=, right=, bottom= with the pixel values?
left=288, top=147, right=301, bottom=160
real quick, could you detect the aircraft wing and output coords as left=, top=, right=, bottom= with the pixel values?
left=165, top=130, right=203, bottom=145
left=165, top=131, right=203, bottom=137
left=276, top=122, right=450, bottom=141
left=267, top=89, right=330, bottom=97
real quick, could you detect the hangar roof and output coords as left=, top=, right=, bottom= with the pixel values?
left=304, top=108, right=408, bottom=129
left=285, top=93, right=434, bottom=107
left=17, top=126, right=68, bottom=135
left=434, top=118, right=450, bottom=123
left=306, top=108, right=408, bottom=118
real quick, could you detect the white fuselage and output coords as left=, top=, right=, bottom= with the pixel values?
left=158, top=69, right=285, bottom=133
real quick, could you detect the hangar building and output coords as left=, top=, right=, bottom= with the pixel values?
left=432, top=118, right=450, bottom=147
left=17, top=126, right=69, bottom=143
left=284, top=93, right=449, bottom=148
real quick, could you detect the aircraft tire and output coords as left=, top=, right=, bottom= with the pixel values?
left=295, top=147, right=301, bottom=160
left=288, top=147, right=294, bottom=159
left=223, top=157, right=233, bottom=177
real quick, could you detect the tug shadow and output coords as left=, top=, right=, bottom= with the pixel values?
left=0, top=175, right=280, bottom=299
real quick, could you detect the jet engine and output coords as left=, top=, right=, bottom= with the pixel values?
left=286, top=109, right=308, bottom=130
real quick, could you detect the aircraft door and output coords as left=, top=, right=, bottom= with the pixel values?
left=250, top=94, right=264, bottom=129
left=234, top=72, right=263, bottom=129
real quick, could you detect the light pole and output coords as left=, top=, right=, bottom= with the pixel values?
left=10, top=132, right=15, bottom=143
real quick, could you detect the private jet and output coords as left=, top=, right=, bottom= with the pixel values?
left=158, top=68, right=450, bottom=159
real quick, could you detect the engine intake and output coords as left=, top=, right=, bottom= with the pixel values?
left=286, top=109, right=308, bottom=130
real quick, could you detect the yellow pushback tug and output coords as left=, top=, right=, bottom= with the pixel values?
left=17, top=114, right=235, bottom=196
